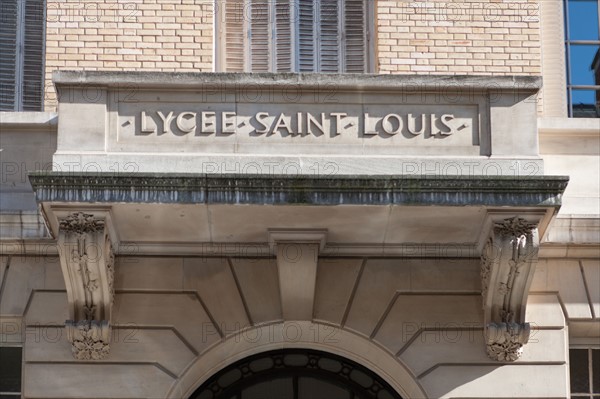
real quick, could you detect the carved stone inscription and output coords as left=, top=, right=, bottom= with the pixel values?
left=137, top=110, right=468, bottom=138
left=116, top=101, right=482, bottom=154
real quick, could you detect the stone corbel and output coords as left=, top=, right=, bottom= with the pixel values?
left=480, top=216, right=540, bottom=361
left=57, top=212, right=115, bottom=360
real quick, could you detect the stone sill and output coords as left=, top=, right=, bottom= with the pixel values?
left=0, top=112, right=58, bottom=130
left=539, top=117, right=600, bottom=136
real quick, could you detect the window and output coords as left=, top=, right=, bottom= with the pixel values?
left=564, top=0, right=600, bottom=117
left=0, top=346, right=22, bottom=398
left=217, top=0, right=373, bottom=73
left=570, top=348, right=600, bottom=398
left=190, top=349, right=402, bottom=399
left=0, top=0, right=46, bottom=111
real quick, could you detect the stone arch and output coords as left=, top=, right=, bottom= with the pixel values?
left=167, top=321, right=426, bottom=399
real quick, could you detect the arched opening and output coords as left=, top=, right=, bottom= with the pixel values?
left=189, top=349, right=404, bottom=399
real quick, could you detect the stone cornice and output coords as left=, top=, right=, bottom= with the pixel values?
left=52, top=70, right=542, bottom=91
left=29, top=172, right=568, bottom=207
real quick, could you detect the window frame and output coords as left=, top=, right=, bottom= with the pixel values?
left=215, top=0, right=375, bottom=73
left=563, top=0, right=600, bottom=117
left=569, top=345, right=600, bottom=398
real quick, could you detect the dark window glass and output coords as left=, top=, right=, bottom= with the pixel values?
left=0, top=347, right=22, bottom=393
left=299, top=376, right=351, bottom=399
left=570, top=349, right=590, bottom=393
left=593, top=349, right=600, bottom=393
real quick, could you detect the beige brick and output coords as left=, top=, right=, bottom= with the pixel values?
left=43, top=0, right=540, bottom=111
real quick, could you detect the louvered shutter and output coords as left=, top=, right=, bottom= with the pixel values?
left=344, top=0, right=367, bottom=73
left=221, top=0, right=369, bottom=73
left=297, top=1, right=315, bottom=72
left=0, top=0, right=19, bottom=110
left=22, top=0, right=45, bottom=111
left=249, top=0, right=269, bottom=72
left=274, top=0, right=292, bottom=72
left=318, top=0, right=340, bottom=73
left=224, top=0, right=245, bottom=72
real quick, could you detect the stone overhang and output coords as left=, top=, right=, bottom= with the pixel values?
left=29, top=172, right=568, bottom=256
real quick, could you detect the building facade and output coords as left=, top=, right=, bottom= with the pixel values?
left=0, top=1, right=599, bottom=398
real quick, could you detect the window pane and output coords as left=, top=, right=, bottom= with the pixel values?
left=593, top=349, right=600, bottom=393
left=570, top=349, right=590, bottom=393
left=569, top=44, right=600, bottom=85
left=242, top=377, right=293, bottom=399
left=571, top=89, right=600, bottom=117
left=568, top=0, right=600, bottom=40
left=0, top=347, right=22, bottom=392
left=299, top=377, right=350, bottom=399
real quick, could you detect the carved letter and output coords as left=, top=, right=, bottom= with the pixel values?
left=297, top=112, right=304, bottom=135
left=222, top=111, right=237, bottom=134
left=272, top=113, right=292, bottom=135
left=140, top=111, right=156, bottom=134
left=330, top=112, right=347, bottom=136
left=176, top=112, right=197, bottom=134
left=363, top=113, right=377, bottom=136
left=157, top=111, right=175, bottom=134
left=431, top=113, right=440, bottom=135
left=439, top=114, right=455, bottom=136
left=407, top=113, right=425, bottom=136
left=254, top=112, right=270, bottom=134
left=307, top=112, right=326, bottom=136
left=201, top=112, right=216, bottom=134
left=382, top=114, right=403, bottom=135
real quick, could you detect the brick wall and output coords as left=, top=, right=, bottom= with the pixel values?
left=43, top=0, right=543, bottom=110
left=376, top=0, right=542, bottom=75
left=44, top=0, right=214, bottom=110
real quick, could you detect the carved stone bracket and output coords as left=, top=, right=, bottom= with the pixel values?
left=480, top=216, right=539, bottom=362
left=58, top=212, right=115, bottom=360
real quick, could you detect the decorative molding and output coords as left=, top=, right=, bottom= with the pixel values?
left=268, top=229, right=328, bottom=252
left=58, top=211, right=115, bottom=360
left=485, top=322, right=530, bottom=362
left=59, top=212, right=105, bottom=234
left=481, top=216, right=540, bottom=362
left=66, top=320, right=111, bottom=360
